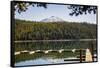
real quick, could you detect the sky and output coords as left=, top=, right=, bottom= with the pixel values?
left=15, top=3, right=97, bottom=24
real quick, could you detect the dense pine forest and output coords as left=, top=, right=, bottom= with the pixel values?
left=15, top=19, right=97, bottom=40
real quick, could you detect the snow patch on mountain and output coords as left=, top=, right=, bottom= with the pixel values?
left=41, top=16, right=65, bottom=22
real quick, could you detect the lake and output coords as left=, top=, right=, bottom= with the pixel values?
left=14, top=40, right=97, bottom=66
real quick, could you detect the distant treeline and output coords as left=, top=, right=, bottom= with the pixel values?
left=15, top=19, right=97, bottom=40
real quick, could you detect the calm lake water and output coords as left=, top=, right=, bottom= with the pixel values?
left=14, top=40, right=97, bottom=66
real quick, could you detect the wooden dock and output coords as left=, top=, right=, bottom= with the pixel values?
left=14, top=49, right=97, bottom=62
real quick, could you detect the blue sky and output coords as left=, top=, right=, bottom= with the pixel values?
left=15, top=4, right=96, bottom=24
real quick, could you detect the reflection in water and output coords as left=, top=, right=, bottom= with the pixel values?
left=14, top=40, right=97, bottom=66
left=15, top=57, right=79, bottom=66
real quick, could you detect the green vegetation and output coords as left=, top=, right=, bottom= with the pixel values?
left=15, top=19, right=97, bottom=40
left=13, top=1, right=97, bottom=16
left=14, top=19, right=97, bottom=64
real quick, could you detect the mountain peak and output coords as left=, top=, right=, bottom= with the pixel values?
left=41, top=16, right=65, bottom=22
left=51, top=16, right=55, bottom=17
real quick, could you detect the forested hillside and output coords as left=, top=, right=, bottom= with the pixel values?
left=15, top=19, right=97, bottom=40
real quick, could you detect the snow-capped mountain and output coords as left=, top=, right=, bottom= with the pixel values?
left=41, top=16, right=65, bottom=22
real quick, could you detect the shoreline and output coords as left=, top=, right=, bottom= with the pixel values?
left=14, top=39, right=96, bottom=43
